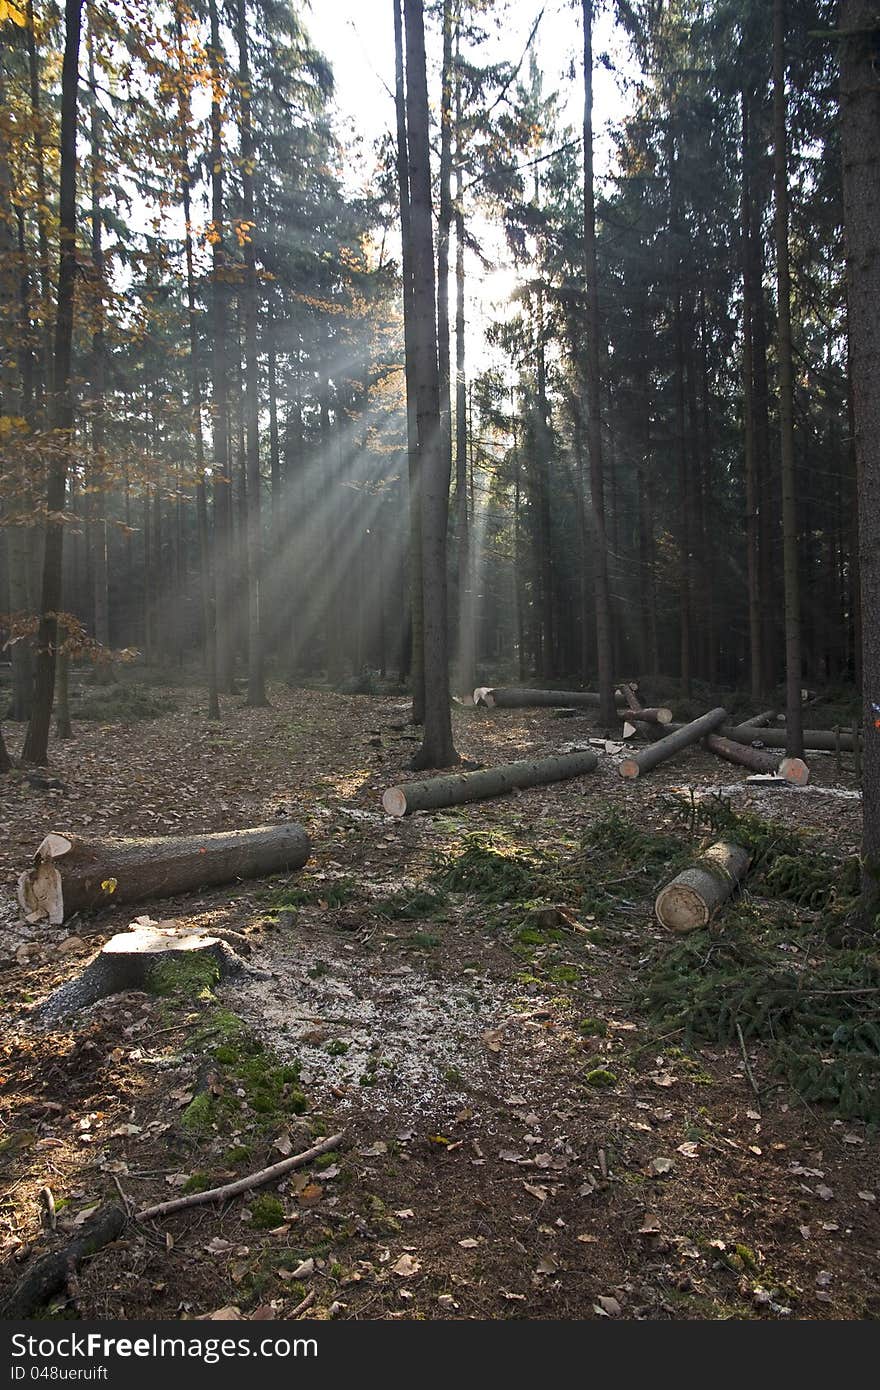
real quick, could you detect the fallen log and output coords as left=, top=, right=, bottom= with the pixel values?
left=382, top=748, right=599, bottom=817
left=17, top=822, right=311, bottom=925
left=620, top=706, right=673, bottom=726
left=724, top=724, right=861, bottom=753
left=654, top=841, right=751, bottom=933
left=730, top=710, right=776, bottom=734
left=0, top=1203, right=126, bottom=1319
left=703, top=732, right=810, bottom=785
left=34, top=923, right=247, bottom=1023
left=618, top=708, right=727, bottom=779
left=474, top=687, right=629, bottom=710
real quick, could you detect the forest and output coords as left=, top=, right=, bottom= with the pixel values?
left=0, top=0, right=878, bottom=1328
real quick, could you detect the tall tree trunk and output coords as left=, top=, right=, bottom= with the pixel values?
left=393, top=0, right=425, bottom=723
left=741, top=86, right=762, bottom=700
left=437, top=0, right=454, bottom=502
left=582, top=0, right=615, bottom=723
left=839, top=0, right=880, bottom=907
left=22, top=0, right=83, bottom=766
left=174, top=1, right=218, bottom=718
left=208, top=0, right=234, bottom=695
left=453, top=36, right=472, bottom=695
left=772, top=0, right=803, bottom=758
left=236, top=0, right=267, bottom=706
left=88, top=24, right=109, bottom=657
left=403, top=0, right=457, bottom=769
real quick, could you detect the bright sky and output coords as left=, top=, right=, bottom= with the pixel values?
left=305, top=0, right=636, bottom=374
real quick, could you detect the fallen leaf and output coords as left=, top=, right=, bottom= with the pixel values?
left=536, top=1254, right=559, bottom=1275
left=391, top=1253, right=421, bottom=1277
left=649, top=1157, right=675, bottom=1176
left=595, top=1295, right=621, bottom=1316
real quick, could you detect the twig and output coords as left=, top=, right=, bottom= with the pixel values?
left=135, top=1133, right=345, bottom=1223
left=111, top=1173, right=133, bottom=1215
left=288, top=1289, right=315, bottom=1319
left=736, top=1023, right=762, bottom=1106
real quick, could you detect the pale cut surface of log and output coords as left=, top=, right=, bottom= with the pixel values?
left=618, top=708, right=727, bottom=779
left=620, top=706, right=673, bottom=725
left=34, top=923, right=243, bottom=1022
left=475, top=687, right=628, bottom=710
left=383, top=749, right=599, bottom=817
left=17, top=822, right=311, bottom=925
left=655, top=841, right=752, bottom=933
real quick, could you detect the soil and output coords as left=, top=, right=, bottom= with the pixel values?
left=1, top=682, right=877, bottom=1322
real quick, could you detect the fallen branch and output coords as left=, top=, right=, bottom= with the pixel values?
left=0, top=1204, right=127, bottom=1319
left=135, top=1132, right=345, bottom=1223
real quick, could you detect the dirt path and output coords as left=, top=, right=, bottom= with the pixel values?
left=1, top=685, right=877, bottom=1320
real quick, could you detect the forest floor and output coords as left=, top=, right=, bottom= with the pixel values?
left=1, top=677, right=877, bottom=1322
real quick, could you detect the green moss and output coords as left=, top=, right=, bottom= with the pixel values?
left=585, top=1068, right=617, bottom=1088
left=147, top=953, right=221, bottom=999
left=549, top=964, right=579, bottom=984
left=182, top=1172, right=214, bottom=1194
left=181, top=1093, right=216, bottom=1135
left=250, top=1195, right=285, bottom=1229
left=324, top=1040, right=349, bottom=1056
left=404, top=931, right=441, bottom=950
left=578, top=1017, right=607, bottom=1037
left=315, top=1151, right=339, bottom=1170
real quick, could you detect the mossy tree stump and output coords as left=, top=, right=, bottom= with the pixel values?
left=35, top=923, right=242, bottom=1023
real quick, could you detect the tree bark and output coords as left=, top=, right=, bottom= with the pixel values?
left=654, top=841, right=751, bottom=933
left=17, top=823, right=311, bottom=924
left=725, top=723, right=860, bottom=753
left=21, top=0, right=83, bottom=767
left=208, top=0, right=234, bottom=695
left=582, top=0, right=615, bottom=724
left=393, top=0, right=425, bottom=723
left=404, top=0, right=457, bottom=769
left=383, top=748, right=599, bottom=817
left=0, top=1204, right=126, bottom=1320
left=477, top=687, right=629, bottom=709
left=772, top=0, right=804, bottom=758
left=236, top=0, right=267, bottom=707
left=703, top=732, right=808, bottom=784
left=618, top=708, right=727, bottom=779
left=839, top=0, right=880, bottom=908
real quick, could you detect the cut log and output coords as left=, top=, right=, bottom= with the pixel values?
left=382, top=749, right=599, bottom=817
left=618, top=708, right=727, bottom=779
left=474, top=687, right=628, bottom=710
left=17, top=822, right=311, bottom=925
left=34, top=923, right=246, bottom=1022
left=724, top=724, right=860, bottom=753
left=703, top=732, right=810, bottom=785
left=730, top=710, right=776, bottom=733
left=619, top=706, right=673, bottom=726
left=654, top=841, right=751, bottom=933
left=0, top=1204, right=126, bottom=1318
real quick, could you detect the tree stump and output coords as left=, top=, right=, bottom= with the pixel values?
left=34, top=922, right=244, bottom=1023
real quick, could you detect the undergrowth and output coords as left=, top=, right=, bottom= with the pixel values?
left=641, top=799, right=878, bottom=1120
